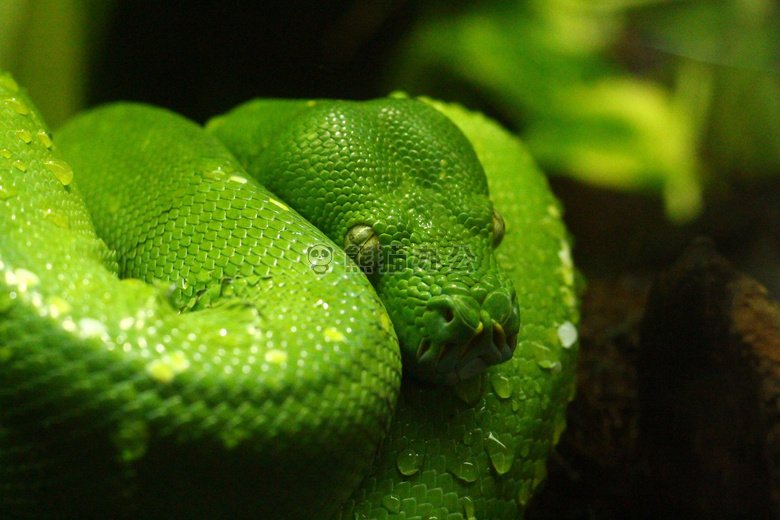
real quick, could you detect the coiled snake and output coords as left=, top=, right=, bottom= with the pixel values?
left=0, top=71, right=578, bottom=519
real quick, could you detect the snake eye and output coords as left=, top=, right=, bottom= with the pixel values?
left=344, top=224, right=381, bottom=274
left=491, top=209, right=505, bottom=248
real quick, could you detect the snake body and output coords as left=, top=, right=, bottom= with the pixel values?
left=0, top=71, right=578, bottom=520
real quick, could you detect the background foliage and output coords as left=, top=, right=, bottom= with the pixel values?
left=2, top=0, right=778, bottom=262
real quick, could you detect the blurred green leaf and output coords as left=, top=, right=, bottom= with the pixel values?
left=630, top=0, right=780, bottom=179
left=392, top=0, right=780, bottom=220
left=0, top=0, right=113, bottom=128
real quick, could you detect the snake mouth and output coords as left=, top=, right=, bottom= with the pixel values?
left=412, top=286, right=520, bottom=385
left=416, top=320, right=518, bottom=385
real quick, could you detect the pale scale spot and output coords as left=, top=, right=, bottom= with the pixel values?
left=557, top=321, right=578, bottom=349
left=30, top=292, right=43, bottom=310
left=264, top=349, right=287, bottom=364
left=119, top=317, right=135, bottom=330
left=7, top=268, right=40, bottom=290
left=324, top=327, right=345, bottom=342
left=558, top=239, right=574, bottom=287
left=561, top=286, right=577, bottom=311
left=145, top=359, right=174, bottom=383
left=558, top=239, right=573, bottom=269
left=47, top=296, right=71, bottom=318
left=78, top=318, right=108, bottom=338
left=61, top=318, right=77, bottom=332
left=168, top=351, right=190, bottom=372
left=145, top=351, right=190, bottom=383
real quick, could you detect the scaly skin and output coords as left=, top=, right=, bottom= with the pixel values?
left=0, top=71, right=578, bottom=520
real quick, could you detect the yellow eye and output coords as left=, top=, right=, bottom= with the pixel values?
left=492, top=209, right=505, bottom=248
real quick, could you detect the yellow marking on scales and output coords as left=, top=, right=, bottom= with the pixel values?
left=438, top=159, right=448, bottom=180
left=119, top=316, right=135, bottom=330
left=264, top=349, right=288, bottom=364
left=6, top=268, right=40, bottom=290
left=324, top=327, right=345, bottom=342
left=268, top=198, right=289, bottom=211
left=378, top=311, right=393, bottom=334
left=46, top=296, right=71, bottom=319
left=146, top=351, right=190, bottom=383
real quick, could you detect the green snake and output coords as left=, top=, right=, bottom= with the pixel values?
left=0, top=70, right=578, bottom=520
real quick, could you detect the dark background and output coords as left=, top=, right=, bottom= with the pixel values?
left=90, top=0, right=419, bottom=122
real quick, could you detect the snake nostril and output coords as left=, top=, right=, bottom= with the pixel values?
left=443, top=307, right=454, bottom=324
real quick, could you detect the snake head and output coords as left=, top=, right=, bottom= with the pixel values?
left=208, top=95, right=522, bottom=385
